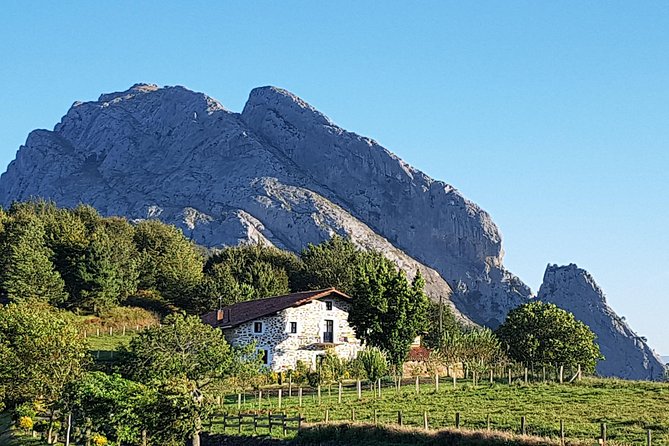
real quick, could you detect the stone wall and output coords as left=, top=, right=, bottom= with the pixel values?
left=223, top=295, right=362, bottom=371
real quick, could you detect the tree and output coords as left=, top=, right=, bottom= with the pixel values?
left=194, top=244, right=298, bottom=313
left=356, top=347, right=388, bottom=383
left=0, top=209, right=67, bottom=304
left=133, top=220, right=204, bottom=307
left=63, top=372, right=153, bottom=446
left=496, top=301, right=603, bottom=373
left=423, top=298, right=463, bottom=351
left=297, top=235, right=367, bottom=294
left=121, top=313, right=257, bottom=446
left=348, top=252, right=430, bottom=375
left=0, top=302, right=88, bottom=442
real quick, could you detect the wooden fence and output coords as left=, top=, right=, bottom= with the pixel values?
left=211, top=411, right=304, bottom=436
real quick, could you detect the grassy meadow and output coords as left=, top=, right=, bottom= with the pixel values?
left=209, top=378, right=668, bottom=445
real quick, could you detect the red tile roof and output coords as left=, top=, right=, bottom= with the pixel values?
left=201, top=288, right=351, bottom=328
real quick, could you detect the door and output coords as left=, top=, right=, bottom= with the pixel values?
left=323, top=319, right=334, bottom=343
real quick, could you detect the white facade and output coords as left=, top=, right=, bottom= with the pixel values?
left=222, top=295, right=362, bottom=371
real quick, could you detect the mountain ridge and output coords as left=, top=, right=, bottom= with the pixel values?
left=0, top=83, right=662, bottom=379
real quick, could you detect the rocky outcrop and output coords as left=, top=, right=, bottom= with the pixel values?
left=538, top=264, right=664, bottom=380
left=0, top=83, right=661, bottom=378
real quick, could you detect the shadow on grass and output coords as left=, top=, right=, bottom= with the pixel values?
left=294, top=423, right=596, bottom=446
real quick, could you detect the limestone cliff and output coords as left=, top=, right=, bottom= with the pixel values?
left=538, top=264, right=664, bottom=380
left=0, top=83, right=661, bottom=378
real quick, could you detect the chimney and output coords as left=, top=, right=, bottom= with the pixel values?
left=216, top=309, right=224, bottom=321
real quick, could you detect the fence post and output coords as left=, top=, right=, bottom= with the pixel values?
left=324, top=409, right=329, bottom=423
left=122, top=325, right=126, bottom=336
left=357, top=380, right=362, bottom=400
left=415, top=376, right=420, bottom=394
left=109, top=326, right=113, bottom=336
left=559, top=365, right=564, bottom=384
left=278, top=389, right=282, bottom=409
left=423, top=411, right=428, bottom=430
left=520, top=416, right=526, bottom=435
left=258, top=390, right=262, bottom=410
left=237, top=393, right=241, bottom=410
left=647, top=429, right=652, bottom=446
left=377, top=378, right=382, bottom=398
left=318, top=385, right=321, bottom=405
left=351, top=408, right=355, bottom=421
left=298, top=413, right=303, bottom=432
left=397, top=410, right=403, bottom=426
left=338, top=381, right=342, bottom=404
left=435, top=373, right=439, bottom=392
left=374, top=409, right=378, bottom=425
left=524, top=368, right=528, bottom=384
left=298, top=387, right=303, bottom=407
left=489, top=369, right=493, bottom=384
left=65, top=412, right=72, bottom=446
left=253, top=414, right=258, bottom=434
left=560, top=420, right=565, bottom=446
left=508, top=368, right=512, bottom=385
left=289, top=375, right=293, bottom=397
left=542, top=366, right=546, bottom=383
left=577, top=364, right=582, bottom=381
left=453, top=374, right=457, bottom=388
left=96, top=328, right=100, bottom=336
left=601, top=423, right=607, bottom=446
left=486, top=414, right=491, bottom=430
left=269, top=411, right=273, bottom=434
left=238, top=413, right=242, bottom=434
left=455, top=412, right=460, bottom=429
left=223, top=412, right=227, bottom=431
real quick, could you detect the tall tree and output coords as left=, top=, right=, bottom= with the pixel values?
left=121, top=314, right=257, bottom=446
left=348, top=252, right=430, bottom=374
left=0, top=209, right=67, bottom=304
left=297, top=235, right=367, bottom=294
left=133, top=220, right=204, bottom=307
left=0, top=302, right=88, bottom=441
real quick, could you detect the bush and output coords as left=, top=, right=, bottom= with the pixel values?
left=18, top=416, right=33, bottom=432
left=357, top=347, right=388, bottom=382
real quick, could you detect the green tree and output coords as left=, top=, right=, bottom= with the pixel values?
left=0, top=209, right=67, bottom=304
left=0, top=302, right=88, bottom=441
left=423, top=298, right=463, bottom=351
left=121, top=313, right=256, bottom=446
left=496, top=301, right=603, bottom=373
left=133, top=220, right=204, bottom=307
left=356, top=347, right=388, bottom=383
left=348, top=253, right=430, bottom=375
left=195, top=244, right=297, bottom=312
left=63, top=371, right=153, bottom=446
left=297, top=235, right=367, bottom=294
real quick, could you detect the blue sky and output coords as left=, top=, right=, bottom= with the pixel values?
left=1, top=1, right=667, bottom=353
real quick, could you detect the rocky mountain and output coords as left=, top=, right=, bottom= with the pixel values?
left=0, top=83, right=660, bottom=379
left=538, top=264, right=665, bottom=380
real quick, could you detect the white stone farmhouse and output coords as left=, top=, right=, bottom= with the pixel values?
left=201, top=288, right=363, bottom=371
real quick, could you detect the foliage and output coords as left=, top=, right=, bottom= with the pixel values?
left=459, top=328, right=506, bottom=373
left=0, top=206, right=67, bottom=304
left=0, top=302, right=88, bottom=409
left=348, top=252, right=430, bottom=373
left=18, top=415, right=33, bottom=432
left=121, top=313, right=259, bottom=445
left=133, top=220, right=204, bottom=308
left=423, top=299, right=463, bottom=351
left=297, top=235, right=367, bottom=294
left=496, top=302, right=603, bottom=373
left=63, top=371, right=152, bottom=446
left=318, top=349, right=347, bottom=384
left=356, top=347, right=389, bottom=382
left=195, top=244, right=298, bottom=313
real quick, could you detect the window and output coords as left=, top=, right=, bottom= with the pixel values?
left=325, top=301, right=333, bottom=311
left=258, top=349, right=269, bottom=365
left=290, top=322, right=297, bottom=334
left=253, top=321, right=263, bottom=333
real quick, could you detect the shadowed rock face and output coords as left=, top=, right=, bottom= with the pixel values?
left=0, top=84, right=661, bottom=378
left=538, top=264, right=664, bottom=380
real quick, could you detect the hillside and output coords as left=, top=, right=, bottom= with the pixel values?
left=0, top=83, right=663, bottom=379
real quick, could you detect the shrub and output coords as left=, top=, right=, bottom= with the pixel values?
left=357, top=347, right=388, bottom=382
left=92, top=433, right=108, bottom=446
left=18, top=416, right=33, bottom=432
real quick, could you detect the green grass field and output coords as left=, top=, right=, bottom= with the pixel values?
left=209, top=378, right=668, bottom=445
